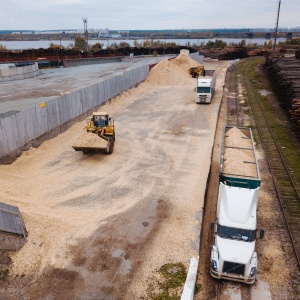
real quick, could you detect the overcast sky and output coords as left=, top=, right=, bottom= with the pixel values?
left=1, top=0, right=299, bottom=31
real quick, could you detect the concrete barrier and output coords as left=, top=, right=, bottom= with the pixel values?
left=0, top=63, right=39, bottom=81
left=189, top=52, right=204, bottom=64
left=0, top=64, right=149, bottom=163
left=181, top=257, right=199, bottom=300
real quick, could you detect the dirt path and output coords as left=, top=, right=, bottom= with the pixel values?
left=0, top=55, right=229, bottom=299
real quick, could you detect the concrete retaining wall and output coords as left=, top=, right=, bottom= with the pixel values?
left=189, top=52, right=204, bottom=64
left=0, top=64, right=149, bottom=162
left=0, top=63, right=39, bottom=81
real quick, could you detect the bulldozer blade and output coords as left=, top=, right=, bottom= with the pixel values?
left=72, top=132, right=110, bottom=154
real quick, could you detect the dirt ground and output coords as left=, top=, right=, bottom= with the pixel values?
left=0, top=55, right=229, bottom=299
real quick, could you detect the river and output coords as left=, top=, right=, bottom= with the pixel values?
left=0, top=38, right=287, bottom=50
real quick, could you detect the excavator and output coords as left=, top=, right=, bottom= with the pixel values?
left=188, top=65, right=206, bottom=78
left=72, top=112, right=115, bottom=154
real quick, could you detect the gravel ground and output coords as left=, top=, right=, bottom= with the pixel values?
left=0, top=55, right=228, bottom=299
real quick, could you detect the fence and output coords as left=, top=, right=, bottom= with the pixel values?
left=0, top=64, right=149, bottom=162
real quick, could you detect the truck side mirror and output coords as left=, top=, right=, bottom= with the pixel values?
left=210, top=223, right=215, bottom=231
left=260, top=229, right=265, bottom=239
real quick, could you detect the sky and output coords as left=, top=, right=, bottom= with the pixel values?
left=1, top=0, right=299, bottom=31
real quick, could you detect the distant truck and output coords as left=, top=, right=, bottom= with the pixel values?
left=196, top=70, right=216, bottom=104
left=210, top=126, right=264, bottom=284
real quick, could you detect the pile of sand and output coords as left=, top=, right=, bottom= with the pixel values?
left=223, top=127, right=258, bottom=178
left=72, top=132, right=108, bottom=150
left=224, top=127, right=253, bottom=149
left=145, top=53, right=199, bottom=87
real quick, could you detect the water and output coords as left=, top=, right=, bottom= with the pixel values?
left=0, top=38, right=287, bottom=50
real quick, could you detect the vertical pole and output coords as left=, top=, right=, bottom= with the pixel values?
left=83, top=18, right=88, bottom=52
left=274, top=0, right=281, bottom=51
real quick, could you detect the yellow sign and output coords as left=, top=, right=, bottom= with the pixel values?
left=40, top=102, right=46, bottom=108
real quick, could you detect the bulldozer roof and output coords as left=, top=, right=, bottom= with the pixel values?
left=93, top=111, right=108, bottom=116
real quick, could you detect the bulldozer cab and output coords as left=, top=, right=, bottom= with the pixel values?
left=92, top=112, right=109, bottom=127
left=89, top=111, right=115, bottom=141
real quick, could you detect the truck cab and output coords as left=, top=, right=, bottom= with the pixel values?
left=196, top=70, right=216, bottom=104
left=210, top=182, right=264, bottom=284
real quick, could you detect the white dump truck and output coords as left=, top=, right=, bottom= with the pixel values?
left=196, top=70, right=216, bottom=104
left=210, top=126, right=264, bottom=284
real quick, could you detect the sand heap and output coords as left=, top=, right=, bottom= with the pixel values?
left=223, top=127, right=258, bottom=179
left=145, top=53, right=199, bottom=87
left=72, top=132, right=109, bottom=150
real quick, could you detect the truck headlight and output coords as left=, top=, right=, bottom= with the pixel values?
left=211, top=260, right=218, bottom=272
left=249, top=267, right=256, bottom=277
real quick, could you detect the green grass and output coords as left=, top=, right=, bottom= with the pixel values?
left=142, top=262, right=187, bottom=300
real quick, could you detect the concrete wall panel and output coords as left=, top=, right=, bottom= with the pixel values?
left=0, top=115, right=20, bottom=155
left=57, top=94, right=73, bottom=124
left=45, top=98, right=61, bottom=130
left=9, top=68, right=17, bottom=76
left=35, top=105, right=49, bottom=136
left=102, top=79, right=111, bottom=101
left=17, top=108, right=37, bottom=145
left=70, top=90, right=83, bottom=118
left=189, top=52, right=204, bottom=64
left=1, top=68, right=9, bottom=77
left=17, top=67, right=24, bottom=75
left=0, top=119, right=10, bottom=156
left=80, top=86, right=93, bottom=112
left=97, top=81, right=105, bottom=105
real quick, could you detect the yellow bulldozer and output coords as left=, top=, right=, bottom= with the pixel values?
left=188, top=65, right=206, bottom=78
left=72, top=112, right=115, bottom=154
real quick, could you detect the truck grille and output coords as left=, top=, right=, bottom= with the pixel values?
left=223, top=261, right=245, bottom=276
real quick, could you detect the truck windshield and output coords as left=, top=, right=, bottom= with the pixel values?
left=197, top=87, right=210, bottom=93
left=218, top=225, right=256, bottom=242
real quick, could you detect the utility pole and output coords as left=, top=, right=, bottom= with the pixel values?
left=82, top=18, right=88, bottom=52
left=273, top=0, right=281, bottom=51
